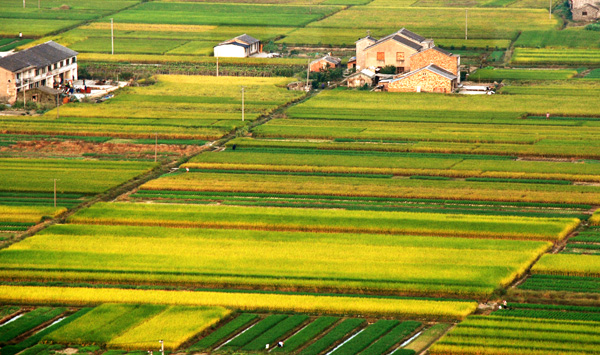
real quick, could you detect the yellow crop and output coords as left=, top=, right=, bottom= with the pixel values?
left=0, top=285, right=477, bottom=320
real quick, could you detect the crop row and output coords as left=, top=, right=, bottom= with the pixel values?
left=44, top=303, right=231, bottom=351
left=531, top=254, right=600, bottom=278
left=512, top=48, right=600, bottom=65
left=0, top=307, right=66, bottom=344
left=430, top=315, right=600, bottom=355
left=140, top=171, right=600, bottom=205
left=1, top=308, right=92, bottom=355
left=189, top=313, right=259, bottom=351
left=182, top=148, right=600, bottom=183
left=129, top=191, right=587, bottom=220
left=0, top=285, right=478, bottom=319
left=519, top=274, right=600, bottom=294
left=0, top=222, right=553, bottom=298
left=68, top=202, right=579, bottom=241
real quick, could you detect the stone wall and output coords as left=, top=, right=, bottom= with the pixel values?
left=572, top=4, right=600, bottom=21
left=0, top=68, right=16, bottom=104
left=411, top=48, right=459, bottom=76
left=387, top=69, right=454, bottom=93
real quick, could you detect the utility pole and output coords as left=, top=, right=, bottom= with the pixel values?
left=216, top=57, right=219, bottom=77
left=53, top=179, right=57, bottom=208
left=241, top=86, right=245, bottom=121
left=56, top=93, right=59, bottom=119
left=549, top=0, right=552, bottom=19
left=38, top=0, right=40, bottom=9
left=23, top=0, right=25, bottom=8
left=154, top=132, right=158, bottom=162
left=111, top=18, right=114, bottom=55
left=465, top=9, right=468, bottom=40
left=159, top=340, right=164, bottom=355
left=306, top=60, right=310, bottom=91
left=23, top=86, right=26, bottom=107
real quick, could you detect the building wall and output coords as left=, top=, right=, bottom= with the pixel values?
left=387, top=69, right=454, bottom=93
left=347, top=74, right=373, bottom=88
left=16, top=89, right=60, bottom=106
left=214, top=44, right=247, bottom=58
left=310, top=59, right=339, bottom=72
left=355, top=38, right=376, bottom=70
left=361, top=41, right=418, bottom=72
left=0, top=67, right=16, bottom=104
left=411, top=49, right=459, bottom=76
left=572, top=4, right=600, bottom=20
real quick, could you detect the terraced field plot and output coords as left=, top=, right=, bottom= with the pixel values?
left=512, top=48, right=600, bottom=65
left=0, top=0, right=139, bottom=37
left=430, top=305, right=600, bottom=355
left=0, top=203, right=562, bottom=298
left=0, top=158, right=154, bottom=239
left=254, top=88, right=600, bottom=158
left=281, top=6, right=558, bottom=47
left=0, top=75, right=303, bottom=141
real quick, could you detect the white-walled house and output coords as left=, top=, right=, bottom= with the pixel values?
left=214, top=34, right=261, bottom=58
left=0, top=41, right=77, bottom=104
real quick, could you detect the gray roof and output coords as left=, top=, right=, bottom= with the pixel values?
left=0, top=41, right=77, bottom=72
left=30, top=86, right=61, bottom=95
left=311, top=55, right=341, bottom=66
left=364, top=33, right=422, bottom=52
left=355, top=35, right=377, bottom=43
left=398, top=28, right=427, bottom=43
left=432, top=46, right=452, bottom=56
left=234, top=34, right=259, bottom=45
left=392, top=64, right=457, bottom=82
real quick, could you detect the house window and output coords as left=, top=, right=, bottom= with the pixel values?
left=396, top=52, right=404, bottom=61
left=377, top=52, right=385, bottom=61
left=582, top=11, right=588, bottom=15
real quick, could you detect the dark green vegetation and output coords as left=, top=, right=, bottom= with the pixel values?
left=0, top=307, right=66, bottom=343
left=188, top=313, right=259, bottom=351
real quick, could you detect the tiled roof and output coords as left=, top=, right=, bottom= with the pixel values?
left=364, top=34, right=422, bottom=52
left=355, top=35, right=377, bottom=43
left=398, top=28, right=427, bottom=43
left=235, top=34, right=260, bottom=45
left=0, top=41, right=77, bottom=72
left=310, top=55, right=341, bottom=66
left=216, top=41, right=250, bottom=48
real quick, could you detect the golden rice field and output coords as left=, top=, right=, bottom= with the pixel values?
left=0, top=222, right=553, bottom=297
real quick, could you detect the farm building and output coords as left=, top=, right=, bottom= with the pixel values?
left=354, top=28, right=459, bottom=79
left=214, top=34, right=261, bottom=58
left=15, top=86, right=61, bottom=106
left=0, top=41, right=77, bottom=104
left=347, top=56, right=356, bottom=70
left=385, top=64, right=458, bottom=93
left=346, top=69, right=376, bottom=88
left=310, top=55, right=342, bottom=72
left=570, top=0, right=600, bottom=21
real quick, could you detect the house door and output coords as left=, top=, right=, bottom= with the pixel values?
left=416, top=86, right=421, bottom=93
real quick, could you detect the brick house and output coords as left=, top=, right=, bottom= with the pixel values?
left=571, top=0, right=600, bottom=20
left=355, top=28, right=437, bottom=74
left=0, top=41, right=77, bottom=104
left=310, top=55, right=342, bottom=72
left=386, top=64, right=458, bottom=93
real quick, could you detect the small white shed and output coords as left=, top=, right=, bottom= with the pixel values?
left=214, top=34, right=261, bottom=58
